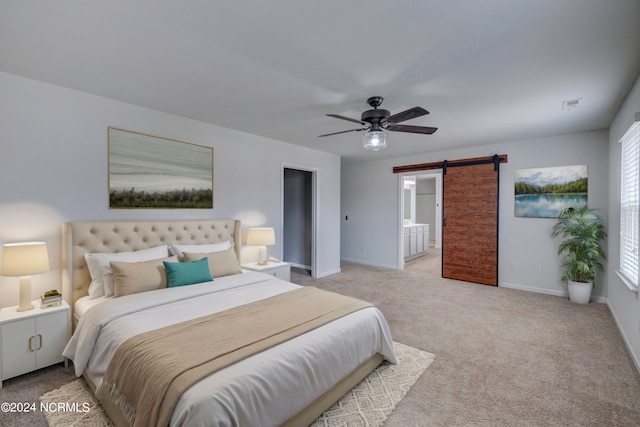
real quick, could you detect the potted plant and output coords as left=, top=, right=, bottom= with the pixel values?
left=551, top=206, right=606, bottom=304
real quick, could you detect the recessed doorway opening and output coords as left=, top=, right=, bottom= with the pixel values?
left=399, top=172, right=442, bottom=274
left=282, top=166, right=317, bottom=277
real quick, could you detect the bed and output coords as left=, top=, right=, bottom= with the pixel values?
left=61, top=219, right=397, bottom=427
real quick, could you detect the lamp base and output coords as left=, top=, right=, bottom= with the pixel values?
left=17, top=303, right=35, bottom=312
left=257, top=246, right=268, bottom=266
left=17, top=276, right=35, bottom=312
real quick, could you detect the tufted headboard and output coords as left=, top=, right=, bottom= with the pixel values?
left=62, top=219, right=241, bottom=315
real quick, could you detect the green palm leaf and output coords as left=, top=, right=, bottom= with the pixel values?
left=552, top=206, right=606, bottom=284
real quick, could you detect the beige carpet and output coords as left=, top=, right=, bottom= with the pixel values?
left=39, top=342, right=433, bottom=427
left=293, top=253, right=640, bottom=426
left=5, top=253, right=640, bottom=426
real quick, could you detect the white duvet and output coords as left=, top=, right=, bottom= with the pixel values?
left=63, top=271, right=397, bottom=427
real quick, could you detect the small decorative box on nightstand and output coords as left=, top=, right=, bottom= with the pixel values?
left=0, top=300, right=71, bottom=388
left=242, top=261, right=291, bottom=281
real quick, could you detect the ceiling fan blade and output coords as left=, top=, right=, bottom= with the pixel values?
left=387, top=124, right=438, bottom=135
left=326, top=114, right=367, bottom=125
left=385, top=107, right=429, bottom=124
left=318, top=128, right=366, bottom=137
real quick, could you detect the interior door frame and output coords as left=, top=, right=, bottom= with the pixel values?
left=394, top=155, right=507, bottom=274
left=281, top=163, right=318, bottom=278
left=397, top=171, right=443, bottom=269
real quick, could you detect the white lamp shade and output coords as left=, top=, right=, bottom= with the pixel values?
left=1, top=242, right=50, bottom=276
left=246, top=228, right=276, bottom=246
left=363, top=130, right=388, bottom=151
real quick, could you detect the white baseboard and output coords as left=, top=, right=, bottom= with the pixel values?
left=340, top=257, right=399, bottom=270
left=499, top=281, right=567, bottom=297
left=315, top=268, right=341, bottom=278
left=498, top=281, right=607, bottom=304
left=606, top=300, right=640, bottom=376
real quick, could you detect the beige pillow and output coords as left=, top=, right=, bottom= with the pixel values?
left=183, top=248, right=242, bottom=278
left=110, top=256, right=178, bottom=298
left=85, top=245, right=170, bottom=298
left=169, top=240, right=232, bottom=261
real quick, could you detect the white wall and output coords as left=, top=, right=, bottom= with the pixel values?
left=342, top=129, right=609, bottom=299
left=608, top=74, right=640, bottom=372
left=0, top=72, right=342, bottom=307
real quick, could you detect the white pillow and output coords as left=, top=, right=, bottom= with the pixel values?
left=169, top=240, right=232, bottom=261
left=85, top=245, right=169, bottom=298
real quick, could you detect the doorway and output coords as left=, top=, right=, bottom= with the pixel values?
left=395, top=154, right=506, bottom=284
left=399, top=171, right=442, bottom=270
left=282, top=167, right=316, bottom=277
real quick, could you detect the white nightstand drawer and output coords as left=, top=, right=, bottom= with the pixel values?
left=242, top=262, right=291, bottom=281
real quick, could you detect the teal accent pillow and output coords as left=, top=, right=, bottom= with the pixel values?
left=163, top=258, right=213, bottom=288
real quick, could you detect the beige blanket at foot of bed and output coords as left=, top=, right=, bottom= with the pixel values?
left=96, top=286, right=373, bottom=427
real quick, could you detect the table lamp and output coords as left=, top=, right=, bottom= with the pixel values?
left=246, top=227, right=275, bottom=266
left=1, top=242, right=50, bottom=312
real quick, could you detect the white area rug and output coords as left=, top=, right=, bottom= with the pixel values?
left=40, top=342, right=434, bottom=427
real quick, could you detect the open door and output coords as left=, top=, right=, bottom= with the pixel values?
left=393, top=154, right=506, bottom=284
left=442, top=160, right=499, bottom=285
left=283, top=167, right=316, bottom=277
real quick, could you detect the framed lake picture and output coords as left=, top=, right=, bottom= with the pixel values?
left=108, top=127, right=213, bottom=208
left=514, top=165, right=587, bottom=218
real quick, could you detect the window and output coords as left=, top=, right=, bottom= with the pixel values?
left=618, top=114, right=640, bottom=291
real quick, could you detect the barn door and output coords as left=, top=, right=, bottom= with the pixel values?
left=442, top=159, right=500, bottom=286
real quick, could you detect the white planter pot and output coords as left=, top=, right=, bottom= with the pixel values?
left=568, top=280, right=593, bottom=304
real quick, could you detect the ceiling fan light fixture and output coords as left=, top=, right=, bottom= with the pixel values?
left=363, top=130, right=387, bottom=151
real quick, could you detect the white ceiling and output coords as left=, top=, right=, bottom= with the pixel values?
left=2, top=1, right=639, bottom=162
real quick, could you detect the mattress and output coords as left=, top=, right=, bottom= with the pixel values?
left=74, top=295, right=111, bottom=324
left=64, top=271, right=397, bottom=426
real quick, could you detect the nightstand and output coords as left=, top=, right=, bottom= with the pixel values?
left=0, top=300, right=71, bottom=388
left=242, top=261, right=291, bottom=281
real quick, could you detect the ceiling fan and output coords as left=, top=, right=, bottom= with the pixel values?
left=319, top=96, right=438, bottom=151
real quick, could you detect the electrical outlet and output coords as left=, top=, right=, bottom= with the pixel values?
left=511, top=261, right=518, bottom=270
left=360, top=245, right=364, bottom=252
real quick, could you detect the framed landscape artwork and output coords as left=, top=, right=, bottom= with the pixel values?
left=108, top=127, right=213, bottom=208
left=514, top=165, right=587, bottom=218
